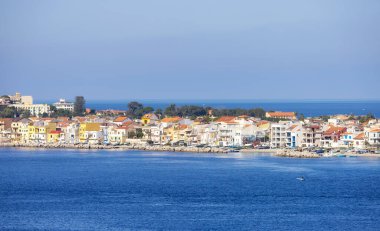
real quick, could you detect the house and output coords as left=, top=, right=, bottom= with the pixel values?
left=353, top=133, right=366, bottom=149
left=320, top=126, right=347, bottom=148
left=47, top=130, right=64, bottom=143
left=366, top=128, right=380, bottom=146
left=79, top=123, right=103, bottom=144
left=160, top=117, right=182, bottom=128
left=266, top=112, right=297, bottom=120
left=141, top=113, right=159, bottom=126
left=113, top=116, right=131, bottom=126
left=108, top=126, right=129, bottom=144
left=339, top=132, right=355, bottom=148
left=215, top=116, right=248, bottom=147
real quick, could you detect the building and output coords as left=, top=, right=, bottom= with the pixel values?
left=266, top=112, right=297, bottom=120
left=366, top=128, right=380, bottom=146
left=47, top=130, right=64, bottom=143
left=53, top=99, right=74, bottom=112
left=320, top=126, right=347, bottom=148
left=141, top=113, right=159, bottom=126
left=113, top=116, right=131, bottom=126
left=270, top=123, right=289, bottom=148
left=79, top=123, right=103, bottom=144
left=10, top=104, right=51, bottom=116
left=28, top=121, right=57, bottom=144
left=8, top=92, right=33, bottom=105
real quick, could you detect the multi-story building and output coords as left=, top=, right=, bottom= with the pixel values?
left=79, top=123, right=103, bottom=144
left=53, top=99, right=74, bottom=112
left=270, top=123, right=289, bottom=148
left=366, top=128, right=380, bottom=146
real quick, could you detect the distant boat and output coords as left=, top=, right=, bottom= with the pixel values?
left=296, top=177, right=305, bottom=181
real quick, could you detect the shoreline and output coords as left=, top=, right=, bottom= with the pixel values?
left=0, top=143, right=229, bottom=153
left=1, top=143, right=379, bottom=158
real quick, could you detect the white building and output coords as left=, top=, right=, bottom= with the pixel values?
left=10, top=104, right=51, bottom=116
left=366, top=128, right=380, bottom=146
left=53, top=99, right=74, bottom=112
left=270, top=123, right=289, bottom=148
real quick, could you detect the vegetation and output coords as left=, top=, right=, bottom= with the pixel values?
left=0, top=105, right=30, bottom=118
left=158, top=103, right=267, bottom=118
left=127, top=101, right=154, bottom=118
left=358, top=113, right=375, bottom=123
left=74, top=96, right=86, bottom=116
left=50, top=105, right=73, bottom=118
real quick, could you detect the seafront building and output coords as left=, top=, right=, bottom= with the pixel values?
left=0, top=95, right=379, bottom=150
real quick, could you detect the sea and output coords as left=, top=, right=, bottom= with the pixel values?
left=1, top=148, right=380, bottom=230
left=41, top=99, right=380, bottom=117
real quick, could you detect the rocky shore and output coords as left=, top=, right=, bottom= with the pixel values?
left=0, top=142, right=229, bottom=153
left=241, top=148, right=320, bottom=158
left=273, top=149, right=320, bottom=158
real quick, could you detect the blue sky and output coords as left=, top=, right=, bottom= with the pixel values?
left=1, top=0, right=379, bottom=100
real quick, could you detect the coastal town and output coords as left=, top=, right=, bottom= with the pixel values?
left=1, top=92, right=379, bottom=157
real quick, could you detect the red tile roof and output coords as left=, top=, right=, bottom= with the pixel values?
left=266, top=112, right=296, bottom=118
left=114, top=116, right=129, bottom=122
left=216, top=116, right=236, bottom=123
left=161, top=117, right=181, bottom=123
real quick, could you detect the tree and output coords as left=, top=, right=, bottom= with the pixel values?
left=0, top=106, right=17, bottom=118
left=74, top=96, right=86, bottom=116
left=136, top=128, right=144, bottom=139
left=142, top=106, right=154, bottom=114
left=155, top=108, right=163, bottom=118
left=127, top=101, right=143, bottom=118
left=20, top=110, right=31, bottom=118
left=299, top=113, right=305, bottom=121
left=128, top=131, right=136, bottom=139
left=164, top=104, right=177, bottom=117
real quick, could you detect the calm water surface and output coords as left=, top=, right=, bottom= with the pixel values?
left=1, top=148, right=380, bottom=230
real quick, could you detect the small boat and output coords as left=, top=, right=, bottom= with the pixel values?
left=296, top=177, right=305, bottom=181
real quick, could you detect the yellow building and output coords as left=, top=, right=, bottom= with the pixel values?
left=141, top=113, right=158, bottom=126
left=79, top=123, right=101, bottom=143
left=28, top=122, right=56, bottom=143
left=47, top=130, right=63, bottom=143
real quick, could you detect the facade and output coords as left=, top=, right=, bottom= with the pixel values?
left=53, top=99, right=74, bottom=112
left=10, top=104, right=51, bottom=116
left=366, top=128, right=380, bottom=146
left=141, top=113, right=159, bottom=126
left=270, top=123, right=289, bottom=148
left=79, top=123, right=103, bottom=144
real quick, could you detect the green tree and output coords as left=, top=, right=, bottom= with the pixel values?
left=136, top=128, right=144, bottom=138
left=0, top=106, right=17, bottom=118
left=127, top=101, right=143, bottom=118
left=128, top=131, right=136, bottom=139
left=164, top=104, right=177, bottom=117
left=74, top=96, right=86, bottom=116
left=20, top=109, right=31, bottom=118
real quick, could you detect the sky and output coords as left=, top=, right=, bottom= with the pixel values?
left=0, top=0, right=379, bottom=101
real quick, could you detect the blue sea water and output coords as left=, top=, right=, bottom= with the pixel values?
left=40, top=99, right=380, bottom=117
left=86, top=100, right=380, bottom=117
left=1, top=148, right=380, bottom=230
